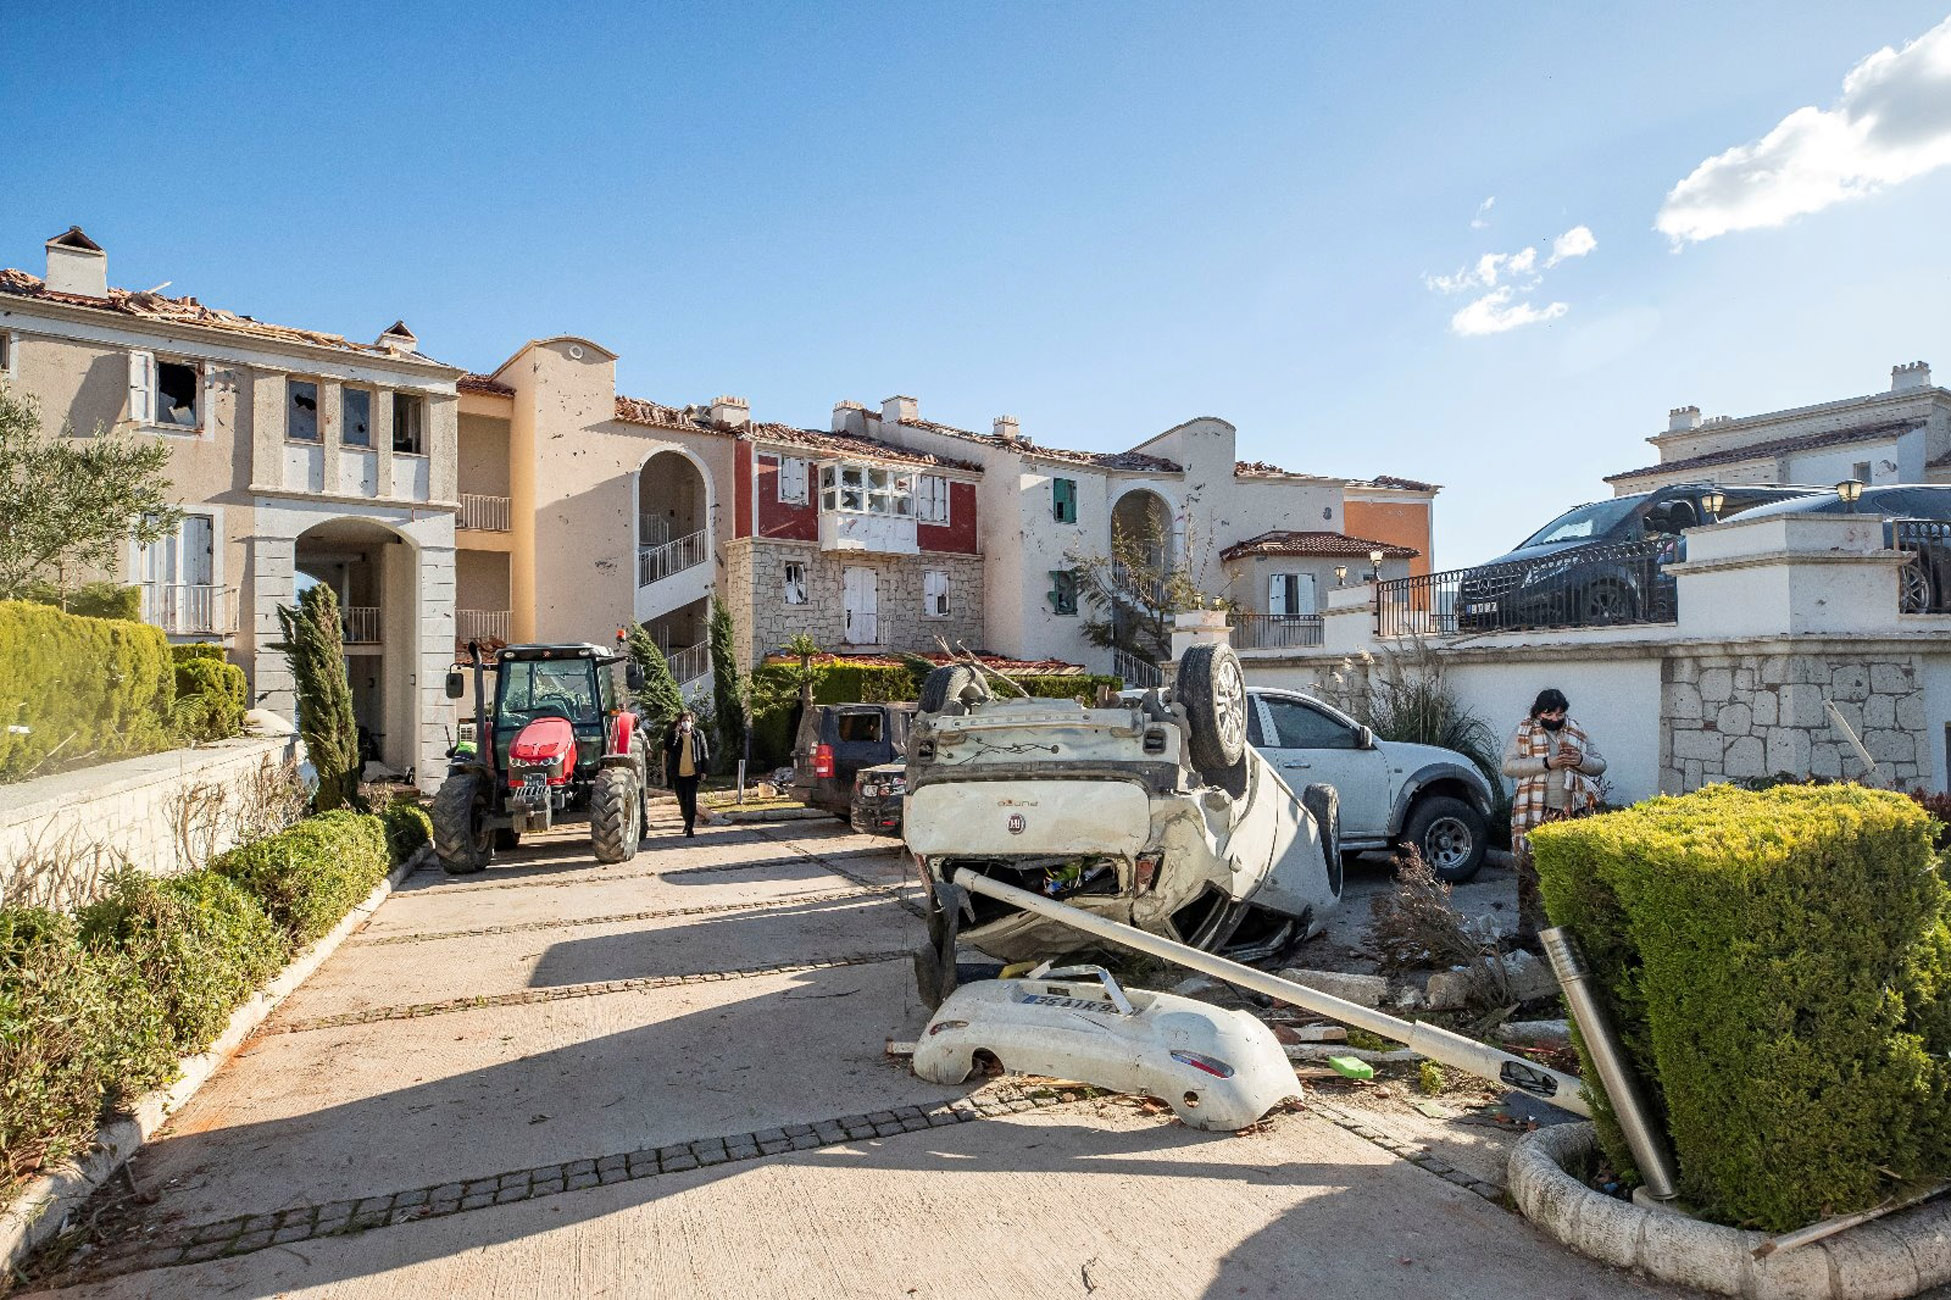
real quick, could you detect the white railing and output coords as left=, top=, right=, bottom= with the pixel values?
left=458, top=493, right=512, bottom=532
left=667, top=642, right=710, bottom=689
left=140, top=583, right=236, bottom=636
left=342, top=606, right=382, bottom=644
left=456, top=608, right=511, bottom=646
left=1113, top=647, right=1162, bottom=690
left=639, top=528, right=708, bottom=587
left=1110, top=560, right=1166, bottom=607
left=1229, top=612, right=1325, bottom=650
left=639, top=514, right=671, bottom=547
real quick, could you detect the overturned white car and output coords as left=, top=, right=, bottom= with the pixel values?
left=905, top=645, right=1343, bottom=980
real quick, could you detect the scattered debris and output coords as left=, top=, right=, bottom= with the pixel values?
left=1274, top=968, right=1389, bottom=1008
left=1495, top=1019, right=1572, bottom=1048
left=1327, top=1056, right=1375, bottom=1081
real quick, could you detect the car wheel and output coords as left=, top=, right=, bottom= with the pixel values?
left=1302, top=783, right=1342, bottom=895
left=1177, top=643, right=1248, bottom=775
left=1900, top=553, right=1933, bottom=613
left=1403, top=795, right=1487, bottom=883
left=1581, top=581, right=1635, bottom=626
left=919, top=664, right=987, bottom=714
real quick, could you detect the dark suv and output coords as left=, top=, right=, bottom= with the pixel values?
left=1455, top=483, right=1813, bottom=631
left=798, top=702, right=915, bottom=819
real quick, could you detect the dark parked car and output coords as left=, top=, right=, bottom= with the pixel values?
left=798, top=702, right=916, bottom=818
left=1722, top=484, right=1951, bottom=612
left=850, top=760, right=907, bottom=836
left=1456, top=482, right=1814, bottom=631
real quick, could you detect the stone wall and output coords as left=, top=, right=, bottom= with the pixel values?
left=726, top=538, right=983, bottom=668
left=1661, top=649, right=1927, bottom=792
left=0, top=735, right=302, bottom=911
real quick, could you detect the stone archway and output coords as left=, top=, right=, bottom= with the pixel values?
left=293, top=517, right=420, bottom=775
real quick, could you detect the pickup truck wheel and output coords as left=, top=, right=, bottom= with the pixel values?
left=919, top=664, right=987, bottom=714
left=590, top=768, right=639, bottom=864
left=432, top=770, right=494, bottom=875
left=1177, top=644, right=1248, bottom=775
left=1403, top=795, right=1487, bottom=883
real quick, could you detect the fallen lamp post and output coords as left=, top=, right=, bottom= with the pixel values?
left=946, top=869, right=1591, bottom=1119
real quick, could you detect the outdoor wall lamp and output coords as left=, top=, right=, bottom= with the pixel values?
left=1368, top=549, right=1384, bottom=581
left=1700, top=488, right=1725, bottom=521
left=1334, top=564, right=1348, bottom=587
left=1837, top=478, right=1865, bottom=512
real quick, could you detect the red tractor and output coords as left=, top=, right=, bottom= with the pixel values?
left=432, top=640, right=652, bottom=874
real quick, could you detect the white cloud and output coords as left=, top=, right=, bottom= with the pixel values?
left=1547, top=224, right=1597, bottom=265
left=1656, top=15, right=1951, bottom=243
left=1424, top=244, right=1537, bottom=294
left=1470, top=196, right=1496, bottom=229
left=1450, top=288, right=1569, bottom=336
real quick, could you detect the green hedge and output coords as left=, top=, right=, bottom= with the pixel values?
left=1532, top=784, right=1951, bottom=1231
left=170, top=645, right=249, bottom=744
left=1, top=809, right=414, bottom=1185
left=18, top=580, right=143, bottom=622
left=380, top=798, right=433, bottom=864
left=0, top=600, right=175, bottom=783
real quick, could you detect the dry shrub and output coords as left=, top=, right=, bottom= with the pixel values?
left=1365, top=847, right=1513, bottom=1006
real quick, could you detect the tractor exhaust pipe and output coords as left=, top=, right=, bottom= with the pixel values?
left=948, top=869, right=1590, bottom=1118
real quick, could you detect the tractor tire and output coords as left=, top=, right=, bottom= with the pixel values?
left=493, top=827, right=522, bottom=851
left=1403, top=794, right=1488, bottom=884
left=590, top=766, right=639, bottom=864
left=919, top=664, right=987, bottom=715
left=432, top=770, right=494, bottom=875
left=1176, top=643, right=1248, bottom=777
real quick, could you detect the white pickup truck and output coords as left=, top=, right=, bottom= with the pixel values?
left=903, top=646, right=1342, bottom=974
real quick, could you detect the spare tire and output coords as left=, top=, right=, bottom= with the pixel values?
left=1176, top=643, right=1248, bottom=775
left=919, top=663, right=988, bottom=715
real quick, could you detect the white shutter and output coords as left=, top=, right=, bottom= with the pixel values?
left=1294, top=573, right=1318, bottom=615
left=127, top=350, right=155, bottom=425
left=924, top=570, right=948, bottom=616
left=1269, top=574, right=1289, bottom=616
left=182, top=515, right=215, bottom=586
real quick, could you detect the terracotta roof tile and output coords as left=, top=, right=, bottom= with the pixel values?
left=1359, top=474, right=1440, bottom=492
left=0, top=267, right=438, bottom=363
left=458, top=373, right=514, bottom=397
left=1219, top=530, right=1419, bottom=562
left=898, top=416, right=1181, bottom=472
left=1605, top=419, right=1924, bottom=483
left=613, top=394, right=722, bottom=432
left=1235, top=459, right=1294, bottom=477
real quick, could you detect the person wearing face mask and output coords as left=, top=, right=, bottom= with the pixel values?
left=664, top=710, right=710, bottom=838
left=1501, top=688, right=1605, bottom=945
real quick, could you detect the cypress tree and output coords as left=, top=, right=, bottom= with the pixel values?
left=707, top=596, right=746, bottom=775
left=272, top=584, right=364, bottom=812
left=625, top=623, right=685, bottom=744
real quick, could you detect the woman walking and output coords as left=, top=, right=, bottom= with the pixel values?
left=1502, top=688, right=1605, bottom=946
left=664, top=710, right=710, bottom=838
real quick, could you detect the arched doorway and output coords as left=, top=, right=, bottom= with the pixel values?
left=1111, top=489, right=1174, bottom=577
left=636, top=450, right=710, bottom=584
left=293, top=517, right=419, bottom=776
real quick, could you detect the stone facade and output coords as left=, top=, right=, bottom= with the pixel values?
left=1661, top=649, right=1927, bottom=792
left=727, top=538, right=983, bottom=668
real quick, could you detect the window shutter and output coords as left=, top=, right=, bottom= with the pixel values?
left=1269, top=574, right=1288, bottom=616
left=127, top=350, right=155, bottom=425
left=1052, top=478, right=1076, bottom=523
left=201, top=362, right=216, bottom=433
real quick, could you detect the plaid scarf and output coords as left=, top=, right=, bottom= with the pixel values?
left=1511, top=717, right=1598, bottom=851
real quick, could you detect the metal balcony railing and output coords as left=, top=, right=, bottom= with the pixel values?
left=1109, top=559, right=1165, bottom=607
left=1229, top=612, right=1324, bottom=649
left=639, top=528, right=708, bottom=587
left=342, top=606, right=383, bottom=644
left=1376, top=538, right=1677, bottom=637
left=455, top=608, right=511, bottom=647
left=1113, top=647, right=1162, bottom=690
left=666, top=642, right=710, bottom=689
left=1893, top=518, right=1951, bottom=614
left=458, top=493, right=512, bottom=532
left=639, top=514, right=671, bottom=548
left=140, top=583, right=237, bottom=636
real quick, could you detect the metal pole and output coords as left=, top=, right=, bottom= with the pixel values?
left=1539, top=926, right=1678, bottom=1200
left=949, top=869, right=1590, bottom=1118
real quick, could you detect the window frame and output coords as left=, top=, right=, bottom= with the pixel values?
left=342, top=386, right=374, bottom=449
left=777, top=456, right=810, bottom=505
left=1048, top=568, right=1079, bottom=616
left=922, top=568, right=950, bottom=619
left=915, top=474, right=951, bottom=525
left=128, top=350, right=210, bottom=436
left=392, top=392, right=426, bottom=456
left=817, top=459, right=915, bottom=517
left=783, top=561, right=808, bottom=605
left=286, top=378, right=321, bottom=443
left=1052, top=477, right=1078, bottom=525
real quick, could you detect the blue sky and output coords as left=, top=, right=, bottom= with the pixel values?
left=6, top=2, right=1951, bottom=564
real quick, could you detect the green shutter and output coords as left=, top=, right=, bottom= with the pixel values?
left=1048, top=569, right=1078, bottom=615
left=1052, top=478, right=1076, bottom=523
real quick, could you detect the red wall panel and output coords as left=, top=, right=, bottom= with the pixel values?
left=918, top=480, right=980, bottom=554
left=755, top=452, right=819, bottom=542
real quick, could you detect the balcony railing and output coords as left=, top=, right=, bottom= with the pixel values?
left=639, top=514, right=671, bottom=548
left=1113, top=647, right=1162, bottom=690
left=1229, top=612, right=1324, bottom=650
left=458, top=493, right=512, bottom=532
left=456, top=608, right=511, bottom=647
left=1376, top=538, right=1677, bottom=638
left=140, top=583, right=236, bottom=636
left=1894, top=518, right=1951, bottom=614
left=342, top=606, right=382, bottom=644
left=639, top=528, right=708, bottom=587
left=667, top=642, right=710, bottom=689
left=1110, top=559, right=1165, bottom=606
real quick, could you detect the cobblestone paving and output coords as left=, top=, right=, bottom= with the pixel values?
left=351, top=885, right=883, bottom=946
left=1305, top=1098, right=1506, bottom=1203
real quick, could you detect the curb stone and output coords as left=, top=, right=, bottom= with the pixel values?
left=1509, top=1121, right=1951, bottom=1298
left=0, top=844, right=432, bottom=1279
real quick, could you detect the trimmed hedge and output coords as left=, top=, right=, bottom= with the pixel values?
left=18, top=580, right=143, bottom=622
left=1, top=809, right=415, bottom=1186
left=380, top=797, right=433, bottom=864
left=170, top=645, right=249, bottom=743
left=1532, top=784, right=1951, bottom=1231
left=0, top=600, right=175, bottom=783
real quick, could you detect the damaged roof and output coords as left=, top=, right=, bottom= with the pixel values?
left=745, top=422, right=982, bottom=472
left=1351, top=474, right=1441, bottom=492
left=897, top=416, right=1181, bottom=473
left=1605, top=419, right=1925, bottom=483
left=613, top=394, right=723, bottom=432
left=458, top=373, right=515, bottom=397
left=1220, top=530, right=1420, bottom=562
left=0, top=266, right=451, bottom=365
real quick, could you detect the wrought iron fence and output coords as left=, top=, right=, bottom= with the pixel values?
left=1376, top=538, right=1678, bottom=637
left=1228, top=612, right=1324, bottom=649
left=1113, top=647, right=1162, bottom=689
left=140, top=583, right=236, bottom=636
left=639, top=529, right=708, bottom=587
left=457, top=493, right=512, bottom=532
left=1893, top=518, right=1951, bottom=614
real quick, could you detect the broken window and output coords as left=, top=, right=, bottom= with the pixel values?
left=817, top=461, right=914, bottom=516
left=393, top=393, right=424, bottom=454
left=288, top=380, right=319, bottom=441
left=343, top=388, right=372, bottom=447
left=784, top=562, right=808, bottom=605
left=1048, top=569, right=1079, bottom=615
left=156, top=359, right=199, bottom=429
left=923, top=569, right=949, bottom=618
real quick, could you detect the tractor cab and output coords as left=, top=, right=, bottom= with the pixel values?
left=490, top=644, right=621, bottom=784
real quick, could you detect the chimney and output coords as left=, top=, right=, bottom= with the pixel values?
left=993, top=415, right=1021, bottom=443
left=44, top=225, right=107, bottom=298
left=376, top=320, right=418, bottom=355
left=831, top=400, right=866, bottom=435
left=709, top=395, right=750, bottom=429
left=1892, top=361, right=1932, bottom=393
left=882, top=395, right=918, bottom=425
left=1667, top=405, right=1701, bottom=433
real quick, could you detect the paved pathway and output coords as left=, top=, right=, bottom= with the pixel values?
left=27, top=806, right=1684, bottom=1298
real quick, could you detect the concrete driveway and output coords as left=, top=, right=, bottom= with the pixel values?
left=26, top=805, right=1682, bottom=1298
